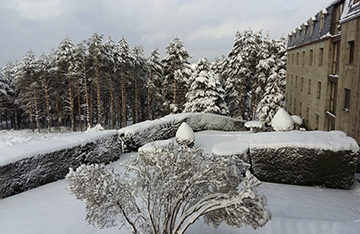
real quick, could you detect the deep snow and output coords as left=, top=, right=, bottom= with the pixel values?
left=0, top=130, right=360, bottom=234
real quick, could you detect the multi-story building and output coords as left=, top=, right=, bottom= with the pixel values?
left=285, top=0, right=360, bottom=142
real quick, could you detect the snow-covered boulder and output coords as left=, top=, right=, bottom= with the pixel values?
left=249, top=131, right=359, bottom=189
left=176, top=122, right=195, bottom=147
left=0, top=131, right=121, bottom=199
left=271, top=108, right=294, bottom=131
left=118, top=113, right=246, bottom=152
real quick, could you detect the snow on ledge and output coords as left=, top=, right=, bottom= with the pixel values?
left=248, top=131, right=359, bottom=153
left=0, top=130, right=118, bottom=167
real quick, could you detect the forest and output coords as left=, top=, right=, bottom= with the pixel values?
left=0, top=29, right=287, bottom=132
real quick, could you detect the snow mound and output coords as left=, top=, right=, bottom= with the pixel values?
left=85, top=124, right=104, bottom=132
left=291, top=115, right=303, bottom=125
left=271, top=108, right=294, bottom=131
left=176, top=122, right=195, bottom=147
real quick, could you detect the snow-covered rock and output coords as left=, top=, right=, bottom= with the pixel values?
left=271, top=108, right=294, bottom=131
left=0, top=131, right=121, bottom=199
left=249, top=131, right=359, bottom=189
left=176, top=122, right=195, bottom=147
left=118, top=113, right=246, bottom=151
left=291, top=115, right=304, bottom=130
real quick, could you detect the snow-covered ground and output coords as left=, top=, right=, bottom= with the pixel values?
left=0, top=130, right=360, bottom=234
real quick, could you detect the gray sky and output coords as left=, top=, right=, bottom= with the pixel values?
left=0, top=0, right=334, bottom=66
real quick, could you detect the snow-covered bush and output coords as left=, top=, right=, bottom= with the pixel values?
left=271, top=108, right=294, bottom=131
left=176, top=122, right=195, bottom=147
left=66, top=144, right=271, bottom=234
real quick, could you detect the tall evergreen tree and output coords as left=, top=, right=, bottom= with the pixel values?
left=147, top=47, right=164, bottom=119
left=1, top=61, right=17, bottom=130
left=226, top=29, right=262, bottom=120
left=117, top=37, right=134, bottom=127
left=56, top=36, right=76, bottom=131
left=88, top=32, right=105, bottom=127
left=184, top=57, right=228, bottom=115
left=162, top=37, right=192, bottom=114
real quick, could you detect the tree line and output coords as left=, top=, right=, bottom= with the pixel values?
left=0, top=29, right=287, bottom=132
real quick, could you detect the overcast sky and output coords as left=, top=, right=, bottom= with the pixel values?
left=0, top=0, right=335, bottom=66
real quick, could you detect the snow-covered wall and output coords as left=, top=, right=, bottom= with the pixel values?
left=119, top=113, right=246, bottom=151
left=248, top=131, right=359, bottom=189
left=0, top=131, right=122, bottom=199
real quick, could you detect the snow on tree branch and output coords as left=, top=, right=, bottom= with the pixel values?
left=66, top=144, right=271, bottom=234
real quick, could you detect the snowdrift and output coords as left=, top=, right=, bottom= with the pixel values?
left=118, top=113, right=246, bottom=151
left=0, top=130, right=121, bottom=199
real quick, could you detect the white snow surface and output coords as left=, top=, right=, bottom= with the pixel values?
left=0, top=129, right=118, bottom=166
left=212, top=141, right=249, bottom=156
left=0, top=130, right=360, bottom=234
left=291, top=115, right=303, bottom=125
left=245, top=121, right=263, bottom=128
left=271, top=108, right=294, bottom=131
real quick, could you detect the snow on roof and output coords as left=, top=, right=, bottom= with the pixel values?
left=340, top=0, right=360, bottom=24
left=0, top=130, right=118, bottom=166
left=249, top=131, right=359, bottom=153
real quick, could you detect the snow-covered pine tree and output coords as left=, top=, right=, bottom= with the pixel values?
left=66, top=144, right=271, bottom=234
left=147, top=47, right=165, bottom=120
left=184, top=57, right=228, bottom=115
left=0, top=61, right=17, bottom=130
left=71, top=41, right=91, bottom=129
left=226, top=29, right=261, bottom=119
left=14, top=50, right=43, bottom=133
left=37, top=52, right=56, bottom=132
left=162, top=37, right=192, bottom=114
left=256, top=36, right=287, bottom=126
left=88, top=32, right=105, bottom=127
left=117, top=37, right=134, bottom=127
left=56, top=36, right=76, bottom=131
left=131, top=45, right=147, bottom=124
left=103, top=36, right=119, bottom=129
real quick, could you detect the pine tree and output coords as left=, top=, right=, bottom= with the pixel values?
left=88, top=32, right=105, bottom=127
left=184, top=57, right=228, bottom=115
left=117, top=37, right=134, bottom=127
left=226, top=29, right=262, bottom=120
left=256, top=37, right=287, bottom=126
left=56, top=36, right=77, bottom=131
left=162, top=38, right=192, bottom=114
left=1, top=61, right=17, bottom=130
left=147, top=47, right=164, bottom=120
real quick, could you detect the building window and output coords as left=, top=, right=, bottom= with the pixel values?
left=348, top=41, right=355, bottom=64
left=301, top=77, right=304, bottom=91
left=299, top=102, right=302, bottom=116
left=320, top=14, right=325, bottom=30
left=295, top=76, right=298, bottom=88
left=302, top=51, right=305, bottom=66
left=317, top=82, right=321, bottom=99
left=309, top=49, right=313, bottom=65
left=306, top=107, right=309, bottom=124
left=319, top=48, right=324, bottom=66
left=344, top=88, right=351, bottom=112
left=315, top=114, right=319, bottom=130
left=329, top=81, right=337, bottom=114
left=308, top=79, right=311, bottom=94
left=296, top=52, right=299, bottom=65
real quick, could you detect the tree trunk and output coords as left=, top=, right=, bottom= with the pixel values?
left=56, top=97, right=61, bottom=133
left=44, top=73, right=51, bottom=132
left=134, top=71, right=139, bottom=124
left=33, top=88, right=41, bottom=133
left=121, top=69, right=127, bottom=127
left=83, top=61, right=90, bottom=129
left=173, top=79, right=177, bottom=110
left=147, top=70, right=151, bottom=120
left=117, top=95, right=122, bottom=128
left=68, top=78, right=76, bottom=132
left=96, top=64, right=102, bottom=126
left=78, top=93, right=82, bottom=131
left=109, top=76, right=115, bottom=129
left=90, top=86, right=93, bottom=127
